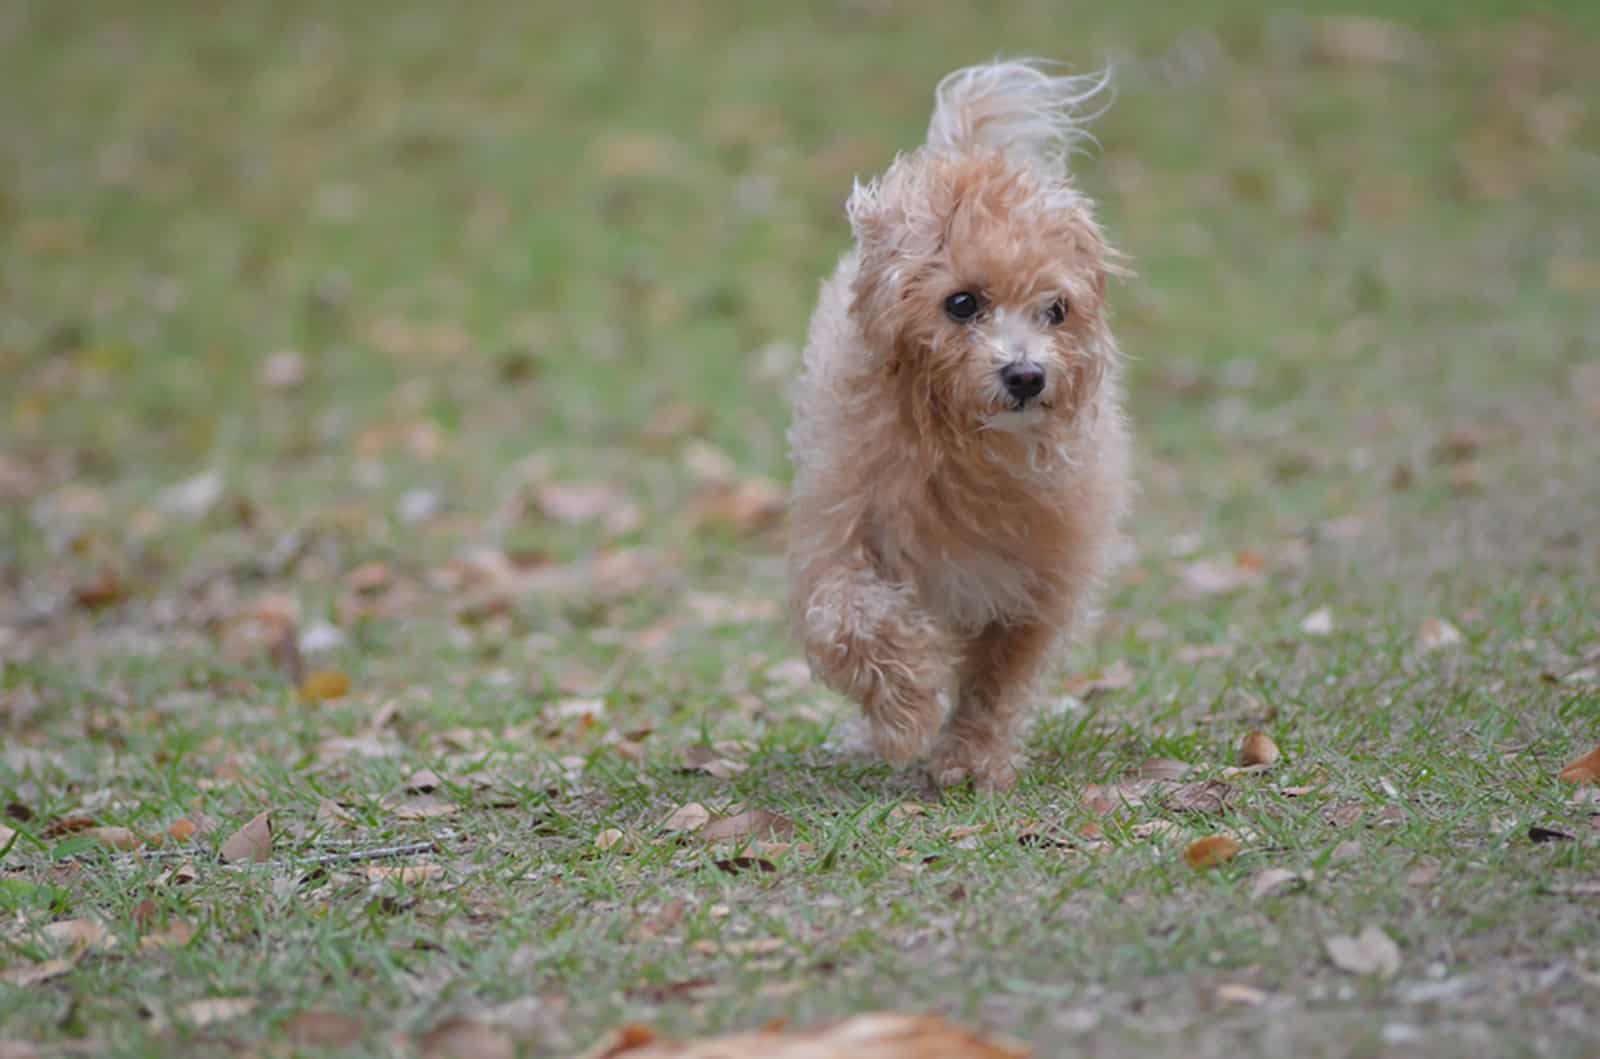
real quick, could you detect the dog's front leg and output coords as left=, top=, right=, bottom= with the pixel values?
left=930, top=620, right=1057, bottom=791
left=800, top=559, right=952, bottom=765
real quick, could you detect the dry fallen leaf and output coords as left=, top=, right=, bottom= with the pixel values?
left=1179, top=554, right=1266, bottom=597
left=1134, top=757, right=1192, bottom=782
left=635, top=900, right=688, bottom=940
left=419, top=1017, right=516, bottom=1059
left=0, top=957, right=77, bottom=987
left=1325, top=925, right=1401, bottom=978
left=595, top=828, right=626, bottom=852
left=83, top=826, right=142, bottom=851
left=286, top=1011, right=367, bottom=1049
left=299, top=669, right=351, bottom=704
left=180, top=997, right=258, bottom=1027
left=1063, top=659, right=1135, bottom=697
left=42, top=816, right=98, bottom=838
left=713, top=856, right=776, bottom=875
left=1559, top=745, right=1600, bottom=785
left=1184, top=835, right=1241, bottom=870
left=220, top=811, right=273, bottom=864
left=156, top=860, right=198, bottom=887
left=661, top=803, right=712, bottom=835
left=1214, top=983, right=1269, bottom=1007
left=1239, top=730, right=1280, bottom=767
left=1416, top=618, right=1463, bottom=652
left=678, top=743, right=749, bottom=779
left=386, top=794, right=460, bottom=821
left=1250, top=868, right=1303, bottom=900
left=685, top=476, right=787, bottom=537
left=1164, top=780, right=1233, bottom=815
left=577, top=1012, right=1030, bottom=1059
left=43, top=918, right=115, bottom=953
left=364, top=864, right=444, bottom=884
left=700, top=810, right=794, bottom=844
left=166, top=818, right=200, bottom=843
left=1299, top=607, right=1334, bottom=636
left=139, top=920, right=196, bottom=951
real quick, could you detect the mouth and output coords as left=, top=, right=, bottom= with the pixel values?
left=1006, top=398, right=1054, bottom=413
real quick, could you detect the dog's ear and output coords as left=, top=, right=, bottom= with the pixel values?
left=846, top=177, right=890, bottom=245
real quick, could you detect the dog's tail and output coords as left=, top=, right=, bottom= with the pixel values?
left=925, top=59, right=1109, bottom=167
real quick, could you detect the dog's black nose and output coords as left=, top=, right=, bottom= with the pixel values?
left=1000, top=362, right=1045, bottom=401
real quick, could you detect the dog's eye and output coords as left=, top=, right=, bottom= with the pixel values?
left=1044, top=298, right=1069, bottom=326
left=944, top=291, right=981, bottom=322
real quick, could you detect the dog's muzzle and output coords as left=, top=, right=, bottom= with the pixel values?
left=1000, top=360, right=1046, bottom=405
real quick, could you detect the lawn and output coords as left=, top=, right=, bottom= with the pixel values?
left=2, top=1, right=1598, bottom=1056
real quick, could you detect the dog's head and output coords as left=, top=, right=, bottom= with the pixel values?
left=846, top=150, right=1121, bottom=445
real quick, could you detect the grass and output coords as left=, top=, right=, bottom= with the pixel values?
left=2, top=0, right=1599, bottom=1056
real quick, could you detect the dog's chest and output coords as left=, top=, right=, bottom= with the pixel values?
left=876, top=502, right=1057, bottom=631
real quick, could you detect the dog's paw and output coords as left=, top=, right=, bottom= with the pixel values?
left=928, top=747, right=1018, bottom=793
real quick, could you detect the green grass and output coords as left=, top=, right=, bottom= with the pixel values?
left=3, top=1, right=1599, bottom=1056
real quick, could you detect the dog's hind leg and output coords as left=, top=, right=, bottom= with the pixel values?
left=799, top=559, right=951, bottom=765
left=929, top=620, right=1058, bottom=791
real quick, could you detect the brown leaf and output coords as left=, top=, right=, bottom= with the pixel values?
left=536, top=482, right=640, bottom=536
left=0, top=956, right=77, bottom=987
left=316, top=798, right=356, bottom=826
left=635, top=899, right=687, bottom=940
left=576, top=1012, right=1029, bottom=1059
left=1405, top=859, right=1440, bottom=887
left=364, top=864, right=444, bottom=884
left=166, top=818, right=200, bottom=843
left=419, top=1017, right=516, bottom=1059
left=138, top=920, right=195, bottom=951
left=1164, top=780, right=1233, bottom=815
left=73, top=567, right=128, bottom=610
left=1175, top=644, right=1234, bottom=663
left=685, top=477, right=786, bottom=536
left=1416, top=618, right=1463, bottom=653
left=700, top=810, right=794, bottom=844
left=299, top=669, right=351, bottom=704
left=713, top=856, right=776, bottom=875
left=1299, top=607, right=1334, bottom=636
left=1062, top=659, right=1135, bottom=697
left=1559, top=745, right=1600, bottom=785
left=386, top=794, right=459, bottom=821
left=1250, top=868, right=1302, bottom=900
left=1179, top=555, right=1265, bottom=597
left=678, top=743, right=749, bottom=779
left=43, top=918, right=115, bottom=952
left=286, top=1011, right=366, bottom=1048
left=1133, top=757, right=1192, bottom=782
left=660, top=803, right=711, bottom=835
left=42, top=816, right=98, bottom=838
left=1184, top=835, right=1241, bottom=870
left=180, top=997, right=258, bottom=1027
left=1214, top=983, right=1269, bottom=1007
left=1239, top=731, right=1280, bottom=767
left=1528, top=825, right=1575, bottom=844
left=220, top=811, right=273, bottom=864
left=1309, top=15, right=1430, bottom=67
left=156, top=860, right=198, bottom=887
left=1325, top=925, right=1401, bottom=979
left=83, top=826, right=143, bottom=851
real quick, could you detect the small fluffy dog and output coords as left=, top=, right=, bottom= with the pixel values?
left=787, top=60, right=1131, bottom=791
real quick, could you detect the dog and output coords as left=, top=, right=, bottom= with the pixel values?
left=787, top=60, right=1131, bottom=791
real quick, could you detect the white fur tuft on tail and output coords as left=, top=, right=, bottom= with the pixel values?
left=925, top=59, right=1110, bottom=168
